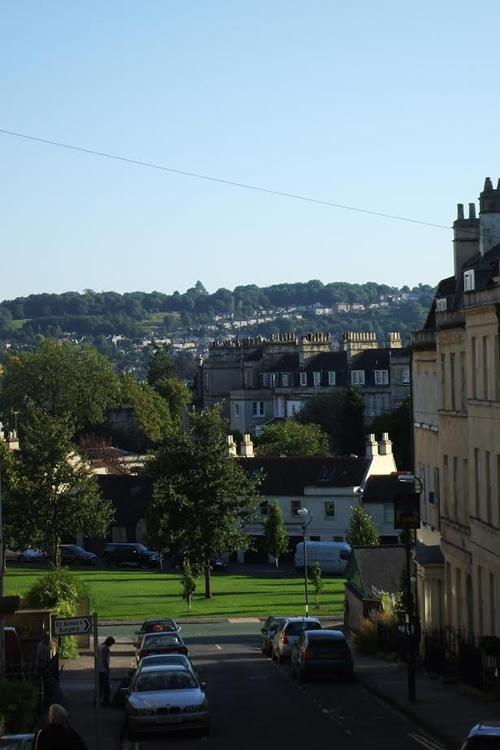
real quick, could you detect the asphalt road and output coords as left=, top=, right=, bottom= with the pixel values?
left=108, top=622, right=446, bottom=750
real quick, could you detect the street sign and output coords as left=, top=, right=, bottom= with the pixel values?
left=54, top=616, right=92, bottom=636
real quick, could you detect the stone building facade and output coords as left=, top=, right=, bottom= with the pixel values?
left=412, top=178, right=500, bottom=637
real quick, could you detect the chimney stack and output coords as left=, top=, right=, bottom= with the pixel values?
left=379, top=432, right=393, bottom=456
left=240, top=434, right=254, bottom=458
left=227, top=435, right=237, bottom=458
left=366, top=434, right=379, bottom=458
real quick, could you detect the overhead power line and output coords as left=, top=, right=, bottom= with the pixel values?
left=0, top=127, right=451, bottom=231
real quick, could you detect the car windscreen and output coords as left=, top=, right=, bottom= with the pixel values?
left=308, top=638, right=347, bottom=651
left=143, top=634, right=181, bottom=647
left=143, top=621, right=176, bottom=634
left=286, top=622, right=321, bottom=636
left=135, top=670, right=197, bottom=692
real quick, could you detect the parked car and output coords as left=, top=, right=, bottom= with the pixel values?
left=271, top=617, right=322, bottom=663
left=4, top=549, right=43, bottom=563
left=125, top=664, right=209, bottom=737
left=102, top=543, right=160, bottom=568
left=461, top=722, right=500, bottom=749
left=260, top=616, right=288, bottom=656
left=60, top=544, right=98, bottom=566
left=134, top=618, right=180, bottom=647
left=0, top=735, right=35, bottom=749
left=136, top=632, right=189, bottom=665
left=290, top=629, right=353, bottom=682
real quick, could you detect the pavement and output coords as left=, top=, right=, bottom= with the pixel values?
left=47, top=622, right=500, bottom=750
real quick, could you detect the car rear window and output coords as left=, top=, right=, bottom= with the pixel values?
left=143, top=621, right=176, bottom=634
left=144, top=634, right=181, bottom=646
left=286, top=621, right=321, bottom=636
left=309, top=638, right=347, bottom=651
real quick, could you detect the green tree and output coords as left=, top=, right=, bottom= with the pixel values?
left=2, top=410, right=114, bottom=565
left=346, top=505, right=380, bottom=547
left=147, top=405, right=262, bottom=598
left=256, top=420, right=330, bottom=457
left=118, top=373, right=172, bottom=443
left=1, top=339, right=119, bottom=436
left=340, top=386, right=366, bottom=456
left=296, top=391, right=346, bottom=452
left=147, top=344, right=178, bottom=386
left=146, top=345, right=192, bottom=421
left=309, top=561, right=324, bottom=607
left=369, top=399, right=411, bottom=470
left=180, top=560, right=198, bottom=613
left=262, top=500, right=290, bottom=568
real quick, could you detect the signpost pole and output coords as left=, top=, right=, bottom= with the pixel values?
left=93, top=612, right=100, bottom=750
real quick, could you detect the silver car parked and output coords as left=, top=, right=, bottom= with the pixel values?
left=125, top=664, right=209, bottom=738
left=271, top=617, right=322, bottom=663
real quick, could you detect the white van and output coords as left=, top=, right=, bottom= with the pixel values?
left=294, top=541, right=352, bottom=575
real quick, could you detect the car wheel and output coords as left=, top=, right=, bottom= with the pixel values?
left=17, top=554, right=26, bottom=563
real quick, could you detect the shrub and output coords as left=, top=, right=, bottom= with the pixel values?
left=24, top=568, right=93, bottom=659
left=353, top=610, right=396, bottom=655
left=0, top=679, right=39, bottom=733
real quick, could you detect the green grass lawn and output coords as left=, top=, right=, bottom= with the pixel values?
left=4, top=566, right=346, bottom=621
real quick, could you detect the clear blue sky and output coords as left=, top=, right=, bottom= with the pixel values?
left=1, top=1, right=498, bottom=302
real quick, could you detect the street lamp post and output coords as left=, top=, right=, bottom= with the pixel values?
left=396, top=473, right=423, bottom=703
left=297, top=508, right=313, bottom=617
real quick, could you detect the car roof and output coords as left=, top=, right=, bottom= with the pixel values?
left=139, top=654, right=190, bottom=663
left=282, top=617, right=321, bottom=624
left=302, top=629, right=345, bottom=639
left=142, top=618, right=177, bottom=625
left=468, top=722, right=500, bottom=737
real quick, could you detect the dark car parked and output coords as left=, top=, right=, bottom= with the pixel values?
left=260, top=616, right=288, bottom=656
left=102, top=543, right=160, bottom=568
left=60, top=544, right=98, bottom=566
left=461, top=722, right=500, bottom=749
left=290, top=629, right=353, bottom=682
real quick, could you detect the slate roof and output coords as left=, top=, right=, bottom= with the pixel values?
left=97, top=475, right=154, bottom=526
left=304, top=351, right=348, bottom=371
left=351, top=348, right=391, bottom=370
left=362, top=474, right=413, bottom=504
left=236, top=456, right=369, bottom=495
left=424, top=242, right=500, bottom=331
left=415, top=540, right=444, bottom=565
left=346, top=545, right=407, bottom=597
left=267, top=354, right=299, bottom=372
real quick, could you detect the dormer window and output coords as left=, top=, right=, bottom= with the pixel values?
left=328, top=371, right=336, bottom=386
left=281, top=373, right=290, bottom=387
left=351, top=370, right=365, bottom=386
left=299, top=372, right=307, bottom=386
left=374, top=369, right=389, bottom=385
left=464, top=269, right=475, bottom=292
left=436, top=298, right=447, bottom=312
left=313, top=372, right=321, bottom=386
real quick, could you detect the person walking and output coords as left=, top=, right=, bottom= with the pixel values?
left=34, top=703, right=86, bottom=749
left=97, top=635, right=115, bottom=706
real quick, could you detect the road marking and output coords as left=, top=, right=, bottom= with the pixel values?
left=408, top=732, right=445, bottom=750
left=215, top=644, right=222, bottom=650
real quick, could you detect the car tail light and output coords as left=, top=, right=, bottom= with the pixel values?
left=178, top=647, right=188, bottom=655
left=303, top=649, right=310, bottom=661
left=139, top=650, right=148, bottom=659
left=281, top=632, right=288, bottom=644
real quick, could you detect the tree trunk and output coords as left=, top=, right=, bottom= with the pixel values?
left=275, top=556, right=279, bottom=569
left=188, top=594, right=192, bottom=613
left=204, top=559, right=212, bottom=599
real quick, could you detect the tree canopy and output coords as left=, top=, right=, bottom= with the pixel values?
left=0, top=339, right=119, bottom=436
left=262, top=500, right=290, bottom=567
left=1, top=410, right=114, bottom=564
left=256, top=420, right=330, bottom=457
left=147, top=406, right=262, bottom=597
left=346, top=505, right=380, bottom=547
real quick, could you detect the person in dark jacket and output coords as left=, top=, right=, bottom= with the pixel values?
left=34, top=703, right=86, bottom=750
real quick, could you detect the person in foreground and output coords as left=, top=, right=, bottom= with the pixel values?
left=34, top=703, right=87, bottom=750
